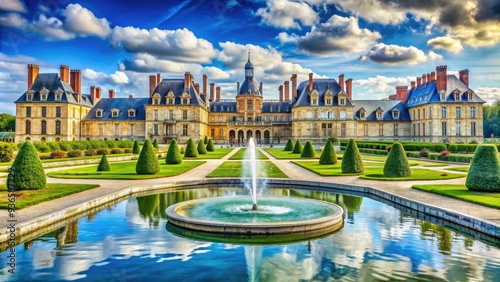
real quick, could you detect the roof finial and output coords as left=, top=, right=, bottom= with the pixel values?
left=248, top=50, right=250, bottom=62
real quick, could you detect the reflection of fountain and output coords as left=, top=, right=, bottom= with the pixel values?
left=245, top=246, right=262, bottom=282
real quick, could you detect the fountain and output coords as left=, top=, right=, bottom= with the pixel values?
left=166, top=138, right=344, bottom=237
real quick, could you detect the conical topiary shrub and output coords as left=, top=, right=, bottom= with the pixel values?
left=132, top=140, right=140, bottom=154
left=135, top=139, right=160, bottom=174
left=197, top=140, right=207, bottom=154
left=341, top=139, right=364, bottom=173
left=206, top=138, right=215, bottom=152
left=301, top=141, right=316, bottom=158
left=97, top=154, right=110, bottom=171
left=284, top=139, right=294, bottom=151
left=166, top=139, right=183, bottom=164
left=7, top=141, right=46, bottom=190
left=153, top=139, right=159, bottom=150
left=204, top=136, right=208, bottom=144
left=466, top=145, right=500, bottom=192
left=383, top=142, right=411, bottom=177
left=184, top=138, right=198, bottom=157
left=319, top=140, right=337, bottom=165
left=292, top=140, right=303, bottom=154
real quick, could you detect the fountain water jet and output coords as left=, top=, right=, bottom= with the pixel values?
left=248, top=137, right=258, bottom=211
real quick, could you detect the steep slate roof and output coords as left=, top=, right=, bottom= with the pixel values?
left=14, top=73, right=94, bottom=107
left=210, top=101, right=237, bottom=112
left=238, top=78, right=261, bottom=95
left=294, top=79, right=353, bottom=107
left=262, top=101, right=292, bottom=113
left=353, top=100, right=411, bottom=121
left=406, top=75, right=485, bottom=107
left=83, top=98, right=149, bottom=121
left=149, top=79, right=205, bottom=106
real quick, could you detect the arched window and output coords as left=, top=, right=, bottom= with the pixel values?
left=55, top=120, right=61, bottom=135
left=247, top=100, right=253, bottom=111
left=25, top=120, right=31, bottom=134
left=321, top=111, right=326, bottom=119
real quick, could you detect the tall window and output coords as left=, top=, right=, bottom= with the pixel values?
left=470, top=107, right=476, bottom=118
left=417, top=109, right=420, bottom=120
left=422, top=123, right=426, bottom=136
left=379, top=124, right=383, bottom=136
left=456, top=122, right=461, bottom=136
left=99, top=124, right=103, bottom=136
left=456, top=107, right=461, bottom=118
left=168, top=98, right=174, bottom=105
left=363, top=124, right=368, bottom=136
left=429, top=122, right=432, bottom=136
left=211, top=129, right=215, bottom=138
left=153, top=124, right=158, bottom=135
left=441, top=122, right=447, bottom=136
left=130, top=124, right=134, bottom=136
left=219, top=129, right=223, bottom=139
left=56, top=107, right=61, bottom=117
left=168, top=110, right=174, bottom=120
left=340, top=110, right=346, bottom=120
left=86, top=124, right=90, bottom=136
left=55, top=120, right=61, bottom=135
left=441, top=107, right=447, bottom=118
left=182, top=110, right=188, bottom=120
left=417, top=124, right=420, bottom=136
left=25, top=120, right=31, bottom=134
left=247, top=100, right=253, bottom=110
left=41, top=120, right=46, bottom=134
left=394, top=124, right=399, bottom=136
left=42, top=106, right=46, bottom=117
left=183, top=98, right=188, bottom=105
left=341, top=123, right=346, bottom=137
left=326, top=98, right=331, bottom=105
left=26, top=107, right=31, bottom=117
left=471, top=122, right=476, bottom=136
left=429, top=107, right=432, bottom=118
left=154, top=110, right=158, bottom=121
left=182, top=124, right=188, bottom=136
left=115, top=124, right=119, bottom=136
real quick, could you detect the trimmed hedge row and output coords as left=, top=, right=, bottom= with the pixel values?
left=340, top=140, right=484, bottom=153
left=31, top=140, right=134, bottom=153
left=358, top=148, right=388, bottom=155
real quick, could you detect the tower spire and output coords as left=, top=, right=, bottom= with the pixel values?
left=248, top=50, right=250, bottom=62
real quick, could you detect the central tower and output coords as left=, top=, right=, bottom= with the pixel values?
left=238, top=51, right=262, bottom=96
left=236, top=52, right=263, bottom=122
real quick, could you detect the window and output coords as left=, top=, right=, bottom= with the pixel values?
left=168, top=110, right=174, bottom=120
left=130, top=124, right=134, bottom=136
left=340, top=110, right=346, bottom=120
left=26, top=107, right=31, bottom=117
left=73, top=108, right=76, bottom=118
left=86, top=124, right=90, bottom=136
left=55, top=93, right=61, bottom=100
left=168, top=98, right=174, bottom=105
left=328, top=111, right=334, bottom=119
left=154, top=124, right=158, bottom=135
left=417, top=123, right=421, bottom=136
left=182, top=110, right=188, bottom=120
left=429, top=107, right=432, bottom=119
left=455, top=93, right=460, bottom=101
left=326, top=98, right=331, bottom=105
left=183, top=98, right=188, bottom=105
left=429, top=122, right=432, bottom=136
left=182, top=124, right=188, bottom=136
left=456, top=107, right=461, bottom=118
left=471, top=122, right=476, bottom=136
left=470, top=107, right=476, bottom=118
left=341, top=123, right=346, bottom=137
left=339, top=98, right=345, bottom=105
left=413, top=124, right=416, bottom=136
left=377, top=111, right=383, bottom=119
left=394, top=124, right=399, bottom=136
left=27, top=94, right=33, bottom=101
left=41, top=106, right=46, bottom=117
left=363, top=124, right=368, bottom=136
left=40, top=93, right=47, bottom=101
left=111, top=110, right=119, bottom=117
left=219, top=116, right=223, bottom=122
left=468, top=92, right=473, bottom=101
left=154, top=110, right=158, bottom=121
left=25, top=120, right=31, bottom=134
left=41, top=120, right=46, bottom=134
left=456, top=122, right=461, bottom=136
left=441, top=122, right=447, bottom=136
left=56, top=107, right=61, bottom=117
left=360, top=111, right=365, bottom=119
left=418, top=109, right=420, bottom=120
left=440, top=92, right=446, bottom=101
left=393, top=111, right=399, bottom=119
left=96, top=110, right=102, bottom=118
left=211, top=116, right=215, bottom=122
left=379, top=124, right=384, bottom=136
left=219, top=129, right=223, bottom=139
left=153, top=98, right=160, bottom=105
left=306, top=111, right=312, bottom=118
left=312, top=98, right=317, bottom=105
left=247, top=100, right=253, bottom=110
left=99, top=124, right=103, bottom=136
left=55, top=120, right=61, bottom=135
left=128, top=110, right=135, bottom=117
left=115, top=124, right=119, bottom=136
left=441, top=107, right=447, bottom=118
left=422, top=122, right=426, bottom=136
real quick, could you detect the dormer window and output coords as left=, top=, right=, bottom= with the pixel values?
left=359, top=108, right=366, bottom=119
left=181, top=92, right=191, bottom=105
left=40, top=87, right=49, bottom=101
left=26, top=90, right=34, bottom=101
left=392, top=110, right=400, bottom=119
left=338, top=91, right=347, bottom=106
left=376, top=108, right=384, bottom=120
left=440, top=90, right=446, bottom=101
left=454, top=90, right=461, bottom=101
left=168, top=98, right=174, bottom=105
left=467, top=90, right=474, bottom=101
left=309, top=90, right=319, bottom=105
left=152, top=92, right=161, bottom=105
left=324, top=90, right=333, bottom=106
left=166, top=91, right=175, bottom=105
left=96, top=109, right=103, bottom=118
left=128, top=109, right=136, bottom=117
left=54, top=88, right=63, bottom=101
left=111, top=109, right=119, bottom=117
left=339, top=98, right=346, bottom=105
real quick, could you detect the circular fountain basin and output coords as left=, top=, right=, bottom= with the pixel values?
left=166, top=196, right=344, bottom=235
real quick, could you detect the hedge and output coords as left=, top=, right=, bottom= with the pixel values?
left=184, top=138, right=198, bottom=157
left=284, top=139, right=294, bottom=151
left=292, top=140, right=303, bottom=154
left=206, top=139, right=215, bottom=152
left=7, top=141, right=46, bottom=190
left=135, top=139, right=160, bottom=174
left=132, top=140, right=140, bottom=154
left=383, top=142, right=411, bottom=177
left=466, top=145, right=500, bottom=192
left=0, top=142, right=14, bottom=162
left=197, top=140, right=207, bottom=154
left=32, top=140, right=134, bottom=153
left=166, top=139, right=183, bottom=164
left=319, top=140, right=337, bottom=165
left=300, top=141, right=316, bottom=158
left=341, top=139, right=364, bottom=173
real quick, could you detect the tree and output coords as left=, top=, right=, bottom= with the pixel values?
left=135, top=139, right=160, bottom=174
left=383, top=142, right=411, bottom=177
left=0, top=113, right=15, bottom=131
left=184, top=138, right=198, bottom=157
left=341, top=139, right=364, bottom=173
left=284, top=139, right=294, bottom=151
left=153, top=139, right=159, bottom=150
left=206, top=138, right=215, bottom=152
left=132, top=140, right=140, bottom=154
left=97, top=154, right=110, bottom=171
left=197, top=140, right=207, bottom=154
left=204, top=136, right=208, bottom=144
left=301, top=141, right=316, bottom=158
left=0, top=142, right=14, bottom=162
left=319, top=140, right=337, bottom=165
left=7, top=141, right=46, bottom=190
left=166, top=139, right=183, bottom=164
left=466, top=145, right=500, bottom=192
left=292, top=140, right=302, bottom=154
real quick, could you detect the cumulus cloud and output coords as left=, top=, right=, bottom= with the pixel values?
left=0, top=0, right=27, bottom=13
left=0, top=12, right=27, bottom=28
left=81, top=69, right=130, bottom=85
left=217, top=42, right=283, bottom=69
left=427, top=36, right=463, bottom=53
left=62, top=4, right=111, bottom=38
left=32, top=15, right=76, bottom=41
left=277, top=32, right=299, bottom=44
left=354, top=75, right=411, bottom=99
left=256, top=0, right=319, bottom=29
left=360, top=43, right=443, bottom=65
left=295, top=15, right=381, bottom=56
left=475, top=87, right=500, bottom=104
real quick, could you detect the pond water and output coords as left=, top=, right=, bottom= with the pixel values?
left=1, top=187, right=499, bottom=281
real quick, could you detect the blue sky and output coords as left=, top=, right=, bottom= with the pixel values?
left=0, top=0, right=499, bottom=114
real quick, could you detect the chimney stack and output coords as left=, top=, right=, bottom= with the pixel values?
left=259, top=82, right=263, bottom=95
left=108, top=89, right=115, bottom=99
left=96, top=87, right=101, bottom=99
left=396, top=86, right=408, bottom=103
left=426, top=73, right=431, bottom=83
left=431, top=71, right=436, bottom=81
left=308, top=73, right=313, bottom=91
left=210, top=83, right=215, bottom=101
left=459, top=69, right=469, bottom=86
left=149, top=75, right=157, bottom=97
left=27, top=64, right=39, bottom=89
left=338, top=74, right=345, bottom=91
left=129, top=95, right=133, bottom=98
left=90, top=86, right=98, bottom=104
left=345, top=78, right=353, bottom=100
left=422, top=74, right=426, bottom=84
left=411, top=81, right=416, bottom=89
left=156, top=73, right=161, bottom=86
left=417, top=77, right=421, bottom=86
left=60, top=65, right=69, bottom=83
left=284, top=81, right=290, bottom=101
left=216, top=86, right=221, bottom=102
left=436, top=65, right=447, bottom=91
left=278, top=85, right=283, bottom=102
left=184, top=72, right=192, bottom=89
left=203, top=74, right=208, bottom=95
left=70, top=70, right=81, bottom=93
left=194, top=83, right=200, bottom=94
left=291, top=74, right=297, bottom=101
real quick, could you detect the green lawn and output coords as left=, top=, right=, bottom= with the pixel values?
left=358, top=154, right=439, bottom=167
left=412, top=184, right=500, bottom=209
left=206, top=161, right=287, bottom=178
left=0, top=183, right=100, bottom=209
left=183, top=148, right=234, bottom=159
left=229, top=148, right=268, bottom=160
left=0, top=153, right=135, bottom=170
left=47, top=160, right=205, bottom=179
left=264, top=148, right=321, bottom=159
left=292, top=161, right=382, bottom=176
left=446, top=167, right=470, bottom=172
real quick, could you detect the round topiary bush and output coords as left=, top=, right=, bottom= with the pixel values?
left=300, top=141, right=316, bottom=158
left=383, top=142, right=411, bottom=178
left=184, top=138, right=198, bottom=158
left=206, top=138, right=215, bottom=152
left=7, top=141, right=46, bottom=190
left=466, top=145, right=500, bottom=192
left=319, top=140, right=337, bottom=165
left=153, top=139, right=159, bottom=150
left=341, top=139, right=364, bottom=173
left=97, top=154, right=110, bottom=171
left=292, top=140, right=303, bottom=154
left=197, top=140, right=207, bottom=154
left=135, top=139, right=160, bottom=175
left=132, top=140, right=140, bottom=154
left=284, top=139, right=294, bottom=151
left=166, top=139, right=183, bottom=164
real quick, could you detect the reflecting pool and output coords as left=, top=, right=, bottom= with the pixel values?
left=1, top=187, right=499, bottom=281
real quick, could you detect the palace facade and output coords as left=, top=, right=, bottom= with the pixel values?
left=15, top=55, right=485, bottom=144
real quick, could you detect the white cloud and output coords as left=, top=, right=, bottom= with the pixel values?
left=360, top=43, right=443, bottom=65
left=354, top=75, right=411, bottom=100
left=0, top=12, right=27, bottom=28
left=217, top=42, right=283, bottom=69
left=475, top=87, right=500, bottom=105
left=81, top=69, right=129, bottom=85
left=62, top=4, right=111, bottom=38
left=0, top=0, right=27, bottom=13
left=256, top=0, right=319, bottom=29
left=32, top=15, right=76, bottom=41
left=427, top=36, right=464, bottom=53
left=277, top=32, right=299, bottom=44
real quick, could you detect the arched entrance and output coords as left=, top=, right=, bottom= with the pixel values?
left=255, top=130, right=261, bottom=144
left=237, top=130, right=244, bottom=145
left=246, top=130, right=253, bottom=142
left=264, top=130, right=270, bottom=144
left=229, top=130, right=235, bottom=145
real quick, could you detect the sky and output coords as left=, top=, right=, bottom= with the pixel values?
left=0, top=0, right=499, bottom=115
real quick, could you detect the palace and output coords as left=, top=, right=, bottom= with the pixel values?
left=15, top=54, right=485, bottom=144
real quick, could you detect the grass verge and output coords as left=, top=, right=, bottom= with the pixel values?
left=292, top=161, right=381, bottom=176
left=412, top=184, right=500, bottom=209
left=207, top=161, right=287, bottom=178
left=229, top=148, right=268, bottom=160
left=446, top=167, right=470, bottom=172
left=264, top=148, right=322, bottom=159
left=184, top=148, right=234, bottom=159
left=360, top=168, right=465, bottom=181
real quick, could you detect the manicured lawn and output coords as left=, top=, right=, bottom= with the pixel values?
left=264, top=148, right=321, bottom=159
left=0, top=183, right=100, bottom=209
left=0, top=153, right=134, bottom=169
left=446, top=167, right=470, bottom=172
left=292, top=161, right=382, bottom=176
left=412, top=184, right=500, bottom=209
left=229, top=148, right=268, bottom=160
left=359, top=154, right=434, bottom=166
left=47, top=161, right=205, bottom=179
left=183, top=148, right=234, bottom=159
left=360, top=168, right=465, bottom=181
left=206, top=161, right=287, bottom=178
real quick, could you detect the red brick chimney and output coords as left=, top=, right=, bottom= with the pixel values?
left=422, top=74, right=426, bottom=84
left=27, top=64, right=39, bottom=89
left=345, top=78, right=353, bottom=100
left=210, top=83, right=215, bottom=101
left=459, top=69, right=469, bottom=86
left=284, top=81, right=290, bottom=101
left=416, top=77, right=421, bottom=87
left=184, top=72, right=191, bottom=89
left=431, top=71, right=436, bottom=81
left=194, top=83, right=200, bottom=94
left=291, top=74, right=297, bottom=101
left=278, top=85, right=283, bottom=102
left=203, top=74, right=208, bottom=95
left=70, top=70, right=81, bottom=93
left=216, top=86, right=221, bottom=102
left=90, top=86, right=98, bottom=104
left=338, top=74, right=345, bottom=91
left=426, top=73, right=431, bottom=83
left=109, top=89, right=115, bottom=99
left=129, top=95, right=133, bottom=98
left=436, top=65, right=447, bottom=91
left=308, top=73, right=313, bottom=91
left=96, top=87, right=101, bottom=99
left=60, top=65, right=69, bottom=83
left=149, top=75, right=157, bottom=97
left=156, top=73, right=161, bottom=85
left=396, top=86, right=408, bottom=103
left=411, top=81, right=416, bottom=89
